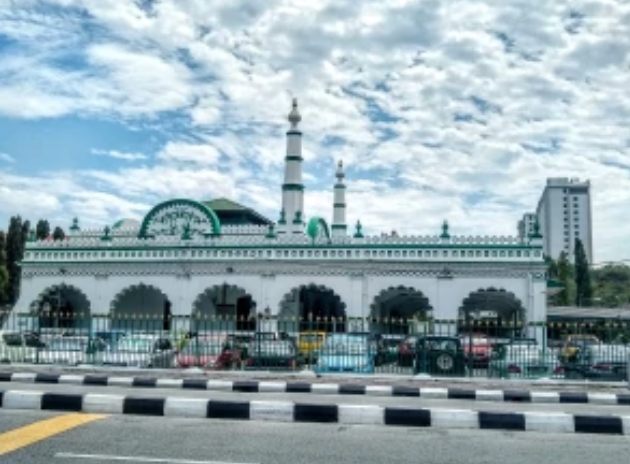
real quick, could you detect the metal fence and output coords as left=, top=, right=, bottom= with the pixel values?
left=1, top=311, right=629, bottom=382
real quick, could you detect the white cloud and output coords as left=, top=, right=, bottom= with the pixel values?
left=0, top=153, right=15, bottom=163
left=92, top=149, right=147, bottom=161
left=0, top=0, right=629, bottom=263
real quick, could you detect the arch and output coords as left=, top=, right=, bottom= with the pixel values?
left=29, top=284, right=92, bottom=330
left=370, top=286, right=433, bottom=335
left=109, top=283, right=173, bottom=332
left=306, top=217, right=331, bottom=244
left=138, top=198, right=221, bottom=239
left=458, top=287, right=526, bottom=337
left=278, top=284, right=347, bottom=334
left=191, top=284, right=257, bottom=332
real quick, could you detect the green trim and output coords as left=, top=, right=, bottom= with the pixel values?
left=285, top=155, right=303, bottom=161
left=25, top=243, right=544, bottom=253
left=286, top=131, right=302, bottom=136
left=333, top=203, right=346, bottom=208
left=334, top=184, right=346, bottom=189
left=138, top=199, right=221, bottom=238
left=331, top=225, right=347, bottom=229
left=282, top=183, right=305, bottom=191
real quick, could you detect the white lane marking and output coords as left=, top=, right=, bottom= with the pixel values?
left=55, top=453, right=259, bottom=464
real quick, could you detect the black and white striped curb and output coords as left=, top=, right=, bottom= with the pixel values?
left=1, top=388, right=629, bottom=435
left=2, top=372, right=630, bottom=405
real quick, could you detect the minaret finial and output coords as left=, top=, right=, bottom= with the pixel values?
left=288, top=97, right=301, bottom=128
left=336, top=160, right=345, bottom=181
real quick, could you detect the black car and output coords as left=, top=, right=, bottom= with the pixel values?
left=413, top=336, right=466, bottom=376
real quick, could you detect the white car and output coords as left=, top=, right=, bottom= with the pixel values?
left=100, top=335, right=175, bottom=368
left=0, top=331, right=42, bottom=364
left=38, top=336, right=107, bottom=365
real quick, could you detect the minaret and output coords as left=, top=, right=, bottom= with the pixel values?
left=331, top=160, right=347, bottom=237
left=280, top=98, right=304, bottom=234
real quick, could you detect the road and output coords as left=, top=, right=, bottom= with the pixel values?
left=1, top=409, right=630, bottom=464
left=2, top=381, right=629, bottom=415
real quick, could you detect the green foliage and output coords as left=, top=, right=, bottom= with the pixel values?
left=592, top=264, right=630, bottom=308
left=0, top=231, right=8, bottom=303
left=550, top=251, right=576, bottom=306
left=5, top=216, right=30, bottom=305
left=53, top=226, right=66, bottom=241
left=574, top=238, right=593, bottom=306
left=35, top=219, right=51, bottom=241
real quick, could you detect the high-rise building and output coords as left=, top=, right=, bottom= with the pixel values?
left=535, top=177, right=593, bottom=263
left=517, top=213, right=537, bottom=241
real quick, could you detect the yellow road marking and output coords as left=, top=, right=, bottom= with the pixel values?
left=0, top=413, right=107, bottom=457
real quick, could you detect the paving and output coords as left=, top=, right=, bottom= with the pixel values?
left=2, top=409, right=630, bottom=464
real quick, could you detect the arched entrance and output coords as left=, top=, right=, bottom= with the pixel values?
left=458, top=287, right=526, bottom=337
left=278, top=284, right=347, bottom=334
left=110, top=284, right=172, bottom=332
left=370, top=286, right=433, bottom=335
left=30, top=284, right=91, bottom=330
left=191, top=284, right=256, bottom=333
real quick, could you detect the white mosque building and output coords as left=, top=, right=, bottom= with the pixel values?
left=13, top=99, right=548, bottom=337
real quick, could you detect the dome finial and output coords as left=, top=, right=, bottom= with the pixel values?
left=288, top=97, right=301, bottom=128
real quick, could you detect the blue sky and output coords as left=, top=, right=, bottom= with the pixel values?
left=0, top=0, right=629, bottom=262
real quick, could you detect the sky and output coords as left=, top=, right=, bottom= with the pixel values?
left=0, top=0, right=629, bottom=263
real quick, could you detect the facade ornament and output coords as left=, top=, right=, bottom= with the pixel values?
left=28, top=230, right=36, bottom=242
left=293, top=210, right=303, bottom=224
left=353, top=220, right=364, bottom=238
left=440, top=220, right=450, bottom=239
left=70, top=217, right=80, bottom=233
left=278, top=209, right=286, bottom=225
left=101, top=226, right=112, bottom=241
left=531, top=219, right=543, bottom=239
left=265, top=223, right=277, bottom=239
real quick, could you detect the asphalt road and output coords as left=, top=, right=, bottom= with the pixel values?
left=2, top=382, right=629, bottom=416
left=1, top=410, right=630, bottom=464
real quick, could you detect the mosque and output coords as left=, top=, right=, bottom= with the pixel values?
left=13, top=99, right=548, bottom=337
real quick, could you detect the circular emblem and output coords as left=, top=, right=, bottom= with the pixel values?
left=436, top=354, right=454, bottom=371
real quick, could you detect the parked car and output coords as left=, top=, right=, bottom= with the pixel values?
left=298, top=331, right=326, bottom=362
left=176, top=335, right=243, bottom=370
left=488, top=346, right=557, bottom=379
left=314, top=333, right=378, bottom=374
left=460, top=334, right=492, bottom=367
left=94, top=330, right=127, bottom=350
left=0, top=331, right=44, bottom=363
left=381, top=335, right=405, bottom=364
left=557, top=345, right=629, bottom=381
left=100, top=335, right=175, bottom=368
left=245, top=339, right=303, bottom=370
left=38, top=336, right=107, bottom=365
left=413, top=336, right=466, bottom=376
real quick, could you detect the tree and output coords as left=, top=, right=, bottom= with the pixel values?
left=592, top=264, right=630, bottom=307
left=574, top=238, right=593, bottom=306
left=0, top=231, right=8, bottom=304
left=5, top=216, right=30, bottom=306
left=53, top=226, right=66, bottom=241
left=35, top=219, right=50, bottom=241
left=551, top=251, right=576, bottom=306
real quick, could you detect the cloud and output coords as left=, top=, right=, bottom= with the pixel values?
left=0, top=0, right=629, bottom=263
left=92, top=149, right=147, bottom=161
left=0, top=153, right=15, bottom=163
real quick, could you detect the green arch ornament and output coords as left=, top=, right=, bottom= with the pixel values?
left=138, top=199, right=222, bottom=239
left=306, top=217, right=331, bottom=244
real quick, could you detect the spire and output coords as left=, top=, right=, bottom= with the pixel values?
left=288, top=97, right=301, bottom=129
left=280, top=97, right=305, bottom=235
left=331, top=159, right=347, bottom=237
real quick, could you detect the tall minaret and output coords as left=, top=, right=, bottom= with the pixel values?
left=280, top=98, right=304, bottom=234
left=331, top=160, right=347, bottom=237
